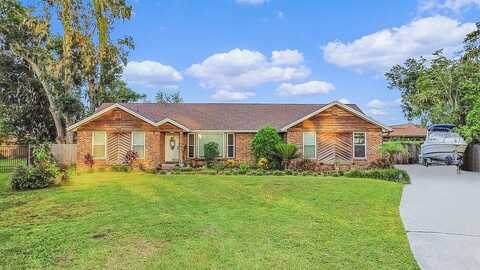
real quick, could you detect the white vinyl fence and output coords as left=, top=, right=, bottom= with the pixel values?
left=50, top=144, right=77, bottom=165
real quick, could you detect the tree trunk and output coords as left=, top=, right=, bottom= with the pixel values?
left=88, top=79, right=98, bottom=112
left=19, top=52, right=67, bottom=143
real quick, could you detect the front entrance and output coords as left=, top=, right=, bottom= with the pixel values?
left=165, top=133, right=180, bottom=162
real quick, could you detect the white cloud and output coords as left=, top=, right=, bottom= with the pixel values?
left=367, top=99, right=388, bottom=109
left=338, top=98, right=350, bottom=104
left=212, top=90, right=255, bottom=101
left=276, top=81, right=334, bottom=96
left=368, top=109, right=388, bottom=116
left=419, top=0, right=480, bottom=13
left=187, top=48, right=310, bottom=99
left=366, top=98, right=401, bottom=117
left=236, top=0, right=269, bottom=5
left=271, top=49, right=303, bottom=65
left=323, top=16, right=475, bottom=72
left=123, top=60, right=182, bottom=89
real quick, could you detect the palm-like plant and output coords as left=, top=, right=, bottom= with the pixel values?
left=379, top=141, right=408, bottom=166
left=275, top=143, right=300, bottom=169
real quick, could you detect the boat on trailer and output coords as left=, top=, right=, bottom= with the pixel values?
left=420, top=124, right=467, bottom=167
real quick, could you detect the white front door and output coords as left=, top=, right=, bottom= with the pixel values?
left=165, top=133, right=180, bottom=162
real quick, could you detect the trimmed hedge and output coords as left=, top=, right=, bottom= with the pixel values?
left=344, top=168, right=410, bottom=184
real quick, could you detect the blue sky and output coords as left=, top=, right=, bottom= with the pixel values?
left=115, top=0, right=479, bottom=124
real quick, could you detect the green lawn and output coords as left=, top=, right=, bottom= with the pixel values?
left=0, top=172, right=418, bottom=269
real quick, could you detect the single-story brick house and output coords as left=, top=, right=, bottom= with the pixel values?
left=68, top=101, right=392, bottom=170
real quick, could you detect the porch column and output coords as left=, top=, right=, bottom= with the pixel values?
left=179, top=131, right=184, bottom=165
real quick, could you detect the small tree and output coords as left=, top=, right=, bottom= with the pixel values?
left=275, top=143, right=300, bottom=169
left=204, top=142, right=219, bottom=167
left=156, top=90, right=183, bottom=103
left=251, top=125, right=282, bottom=163
left=124, top=150, right=139, bottom=168
left=379, top=142, right=407, bottom=166
left=83, top=153, right=94, bottom=168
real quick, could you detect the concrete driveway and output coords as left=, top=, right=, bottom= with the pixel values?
left=398, top=165, right=480, bottom=270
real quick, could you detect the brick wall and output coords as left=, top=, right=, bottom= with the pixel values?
left=367, top=131, right=382, bottom=161
left=234, top=133, right=255, bottom=165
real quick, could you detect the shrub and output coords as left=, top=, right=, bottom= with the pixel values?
left=84, top=153, right=94, bottom=168
left=10, top=145, right=59, bottom=191
left=255, top=169, right=265, bottom=176
left=124, top=150, right=139, bottom=167
left=238, top=163, right=249, bottom=174
left=225, top=159, right=236, bottom=168
left=204, top=142, right=219, bottom=167
left=145, top=168, right=156, bottom=174
left=379, top=142, right=407, bottom=166
left=251, top=125, right=283, bottom=166
left=274, top=143, right=300, bottom=169
left=111, top=164, right=131, bottom=172
left=214, top=162, right=225, bottom=173
left=344, top=168, right=410, bottom=184
left=257, top=157, right=268, bottom=170
left=290, top=159, right=317, bottom=171
left=10, top=166, right=50, bottom=190
left=368, top=157, right=391, bottom=169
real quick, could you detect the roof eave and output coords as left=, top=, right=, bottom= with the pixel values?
left=67, top=103, right=190, bottom=132
left=280, top=101, right=393, bottom=132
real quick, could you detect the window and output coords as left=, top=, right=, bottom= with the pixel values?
left=303, top=132, right=316, bottom=159
left=188, top=133, right=195, bottom=158
left=92, top=131, right=106, bottom=159
left=353, top=132, right=366, bottom=159
left=132, top=132, right=145, bottom=159
left=198, top=133, right=224, bottom=157
left=226, top=133, right=235, bottom=158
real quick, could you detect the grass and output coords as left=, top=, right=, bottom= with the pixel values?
left=0, top=172, right=418, bottom=269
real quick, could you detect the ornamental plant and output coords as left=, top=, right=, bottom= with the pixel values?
left=10, top=145, right=59, bottom=191
left=275, top=143, right=300, bottom=169
left=84, top=153, right=94, bottom=168
left=379, top=141, right=407, bottom=166
left=225, top=159, right=236, bottom=168
left=257, top=157, right=268, bottom=170
left=251, top=125, right=283, bottom=166
left=124, top=150, right=139, bottom=167
left=204, top=142, right=219, bottom=167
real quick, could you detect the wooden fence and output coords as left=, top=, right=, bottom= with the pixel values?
left=463, top=144, right=480, bottom=172
left=50, top=144, right=77, bottom=165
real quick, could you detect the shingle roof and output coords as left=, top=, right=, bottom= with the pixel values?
left=96, top=102, right=364, bottom=131
left=388, top=123, right=427, bottom=138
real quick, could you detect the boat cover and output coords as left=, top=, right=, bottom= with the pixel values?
left=428, top=124, right=456, bottom=132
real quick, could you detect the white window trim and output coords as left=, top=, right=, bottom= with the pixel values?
left=353, top=132, right=367, bottom=159
left=131, top=131, right=146, bottom=160
left=303, top=131, right=317, bottom=159
left=226, top=133, right=235, bottom=159
left=187, top=133, right=196, bottom=159
left=92, top=131, right=107, bottom=160
left=196, top=132, right=225, bottom=159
